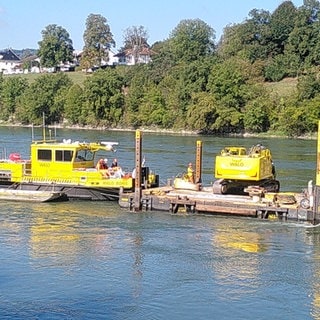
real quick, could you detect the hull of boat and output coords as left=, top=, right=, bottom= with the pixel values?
left=0, top=188, right=67, bottom=202
left=2, top=182, right=122, bottom=201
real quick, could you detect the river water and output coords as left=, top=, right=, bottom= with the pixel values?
left=0, top=127, right=320, bottom=320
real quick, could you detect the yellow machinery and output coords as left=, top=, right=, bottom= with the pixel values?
left=213, top=144, right=279, bottom=194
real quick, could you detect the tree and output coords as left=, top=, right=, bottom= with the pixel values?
left=38, top=24, right=74, bottom=68
left=218, top=23, right=247, bottom=60
left=243, top=97, right=270, bottom=133
left=0, top=73, right=4, bottom=119
left=0, top=77, right=28, bottom=121
left=286, top=0, right=320, bottom=69
left=82, top=69, right=124, bottom=126
left=219, top=9, right=272, bottom=63
left=206, top=58, right=267, bottom=133
left=123, top=26, right=149, bottom=65
left=169, top=19, right=215, bottom=63
left=82, top=14, right=115, bottom=69
left=186, top=92, right=217, bottom=133
left=16, top=73, right=72, bottom=124
left=138, top=83, right=166, bottom=126
left=148, top=40, right=176, bottom=84
left=123, top=65, right=149, bottom=127
left=297, top=73, right=320, bottom=100
left=64, top=84, right=85, bottom=125
left=269, top=1, right=297, bottom=54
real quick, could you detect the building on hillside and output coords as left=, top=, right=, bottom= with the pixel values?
left=106, top=50, right=119, bottom=66
left=0, top=49, right=22, bottom=74
left=77, top=46, right=155, bottom=71
left=76, top=49, right=120, bottom=72
left=115, top=46, right=155, bottom=65
left=21, top=55, right=41, bottom=73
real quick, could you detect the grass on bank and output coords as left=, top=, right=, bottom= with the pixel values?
left=264, top=77, right=298, bottom=97
left=7, top=71, right=299, bottom=96
left=6, top=70, right=90, bottom=86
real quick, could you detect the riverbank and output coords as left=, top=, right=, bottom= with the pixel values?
left=0, top=121, right=317, bottom=139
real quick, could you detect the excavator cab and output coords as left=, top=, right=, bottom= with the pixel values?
left=213, top=144, right=279, bottom=195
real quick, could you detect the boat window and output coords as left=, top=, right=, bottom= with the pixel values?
left=56, top=150, right=73, bottom=162
left=75, top=150, right=94, bottom=161
left=38, top=149, right=52, bottom=161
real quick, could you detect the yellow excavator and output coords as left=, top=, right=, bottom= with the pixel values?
left=213, top=144, right=280, bottom=195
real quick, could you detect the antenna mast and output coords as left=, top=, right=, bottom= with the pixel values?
left=42, top=112, right=46, bottom=141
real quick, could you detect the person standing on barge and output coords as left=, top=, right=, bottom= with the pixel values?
left=187, top=162, right=195, bottom=183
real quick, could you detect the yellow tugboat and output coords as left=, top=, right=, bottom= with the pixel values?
left=0, top=134, right=158, bottom=201
left=213, top=144, right=279, bottom=195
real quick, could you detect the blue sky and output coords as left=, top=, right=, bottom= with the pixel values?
left=0, top=0, right=302, bottom=51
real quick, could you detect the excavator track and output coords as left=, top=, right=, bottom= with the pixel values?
left=212, top=179, right=280, bottom=195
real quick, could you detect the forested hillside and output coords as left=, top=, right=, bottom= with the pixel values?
left=1, top=0, right=320, bottom=137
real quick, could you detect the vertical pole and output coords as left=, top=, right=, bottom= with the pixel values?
left=313, top=186, right=320, bottom=224
left=134, top=130, right=142, bottom=211
left=314, top=121, right=320, bottom=222
left=195, top=140, right=202, bottom=184
left=316, top=121, right=320, bottom=187
left=42, top=112, right=46, bottom=141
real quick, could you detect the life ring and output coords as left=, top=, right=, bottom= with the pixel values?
left=300, top=198, right=310, bottom=209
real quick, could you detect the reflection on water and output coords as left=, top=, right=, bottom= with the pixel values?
left=30, top=217, right=81, bottom=261
left=0, top=201, right=317, bottom=319
left=210, top=222, right=267, bottom=300
left=213, top=228, right=267, bottom=253
left=305, top=227, right=320, bottom=319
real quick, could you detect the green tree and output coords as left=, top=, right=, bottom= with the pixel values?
left=123, top=65, right=149, bottom=127
left=297, top=73, right=320, bottom=100
left=269, top=1, right=297, bottom=54
left=148, top=40, right=176, bottom=84
left=303, top=95, right=320, bottom=133
left=82, top=14, right=115, bottom=69
left=64, top=84, right=85, bottom=125
left=157, top=73, right=185, bottom=128
left=277, top=102, right=307, bottom=137
left=0, top=74, right=3, bottom=117
left=286, top=0, right=320, bottom=69
left=83, top=69, right=124, bottom=126
left=186, top=92, right=217, bottom=133
left=219, top=9, right=272, bottom=63
left=38, top=24, right=74, bottom=68
left=16, top=73, right=72, bottom=124
left=243, top=97, right=270, bottom=133
left=206, top=58, right=266, bottom=133
left=218, top=23, right=247, bottom=60
left=0, top=77, right=28, bottom=121
left=169, top=19, right=215, bottom=63
left=138, top=83, right=166, bottom=126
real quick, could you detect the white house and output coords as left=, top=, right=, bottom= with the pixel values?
left=0, top=49, right=23, bottom=74
left=115, top=46, right=155, bottom=66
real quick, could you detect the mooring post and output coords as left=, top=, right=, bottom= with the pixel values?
left=134, top=130, right=142, bottom=211
left=195, top=140, right=203, bottom=184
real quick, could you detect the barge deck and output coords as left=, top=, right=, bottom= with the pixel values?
left=119, top=185, right=317, bottom=223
